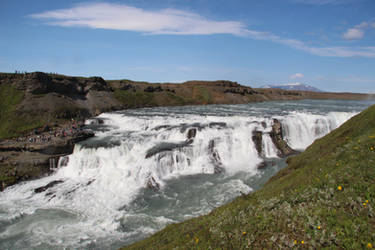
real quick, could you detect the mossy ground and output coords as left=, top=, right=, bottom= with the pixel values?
left=0, top=85, right=44, bottom=139
left=194, top=86, right=213, bottom=104
left=0, top=85, right=88, bottom=139
left=113, top=89, right=193, bottom=107
left=123, top=105, right=375, bottom=249
left=114, top=89, right=158, bottom=108
left=113, top=86, right=215, bottom=109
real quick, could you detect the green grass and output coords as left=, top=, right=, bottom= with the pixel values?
left=0, top=84, right=35, bottom=139
left=196, top=86, right=213, bottom=104
left=123, top=105, right=375, bottom=249
left=0, top=85, right=73, bottom=139
left=113, top=89, right=157, bottom=108
left=166, top=92, right=187, bottom=106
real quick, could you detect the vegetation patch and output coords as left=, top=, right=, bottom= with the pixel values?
left=165, top=92, right=187, bottom=106
left=196, top=86, right=213, bottom=104
left=0, top=85, right=27, bottom=138
left=114, top=89, right=157, bottom=108
left=123, top=105, right=375, bottom=249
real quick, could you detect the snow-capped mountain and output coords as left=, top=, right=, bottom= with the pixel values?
left=260, top=82, right=322, bottom=92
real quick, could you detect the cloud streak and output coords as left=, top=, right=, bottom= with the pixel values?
left=290, top=73, right=304, bottom=79
left=289, top=0, right=356, bottom=5
left=342, top=22, right=371, bottom=40
left=30, top=3, right=375, bottom=58
left=243, top=29, right=375, bottom=57
left=30, top=3, right=246, bottom=35
left=343, top=28, right=365, bottom=40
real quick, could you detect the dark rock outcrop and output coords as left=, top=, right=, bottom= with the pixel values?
left=270, top=119, right=296, bottom=157
left=146, top=177, right=160, bottom=191
left=144, top=86, right=163, bottom=92
left=252, top=131, right=263, bottom=156
left=183, top=80, right=240, bottom=87
left=0, top=130, right=94, bottom=155
left=187, top=128, right=197, bottom=141
left=34, top=180, right=64, bottom=193
left=9, top=72, right=111, bottom=96
left=208, top=140, right=224, bottom=173
left=224, top=87, right=256, bottom=95
left=257, top=161, right=267, bottom=169
left=145, top=140, right=193, bottom=159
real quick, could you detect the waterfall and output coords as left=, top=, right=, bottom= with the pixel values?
left=0, top=100, right=365, bottom=249
left=280, top=111, right=356, bottom=150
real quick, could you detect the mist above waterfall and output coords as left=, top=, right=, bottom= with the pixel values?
left=0, top=99, right=373, bottom=249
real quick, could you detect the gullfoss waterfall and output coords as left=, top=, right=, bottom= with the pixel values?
left=0, top=100, right=372, bottom=249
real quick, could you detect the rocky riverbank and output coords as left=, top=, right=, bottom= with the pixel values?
left=0, top=121, right=94, bottom=190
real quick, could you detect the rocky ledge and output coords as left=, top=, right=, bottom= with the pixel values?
left=0, top=122, right=94, bottom=191
left=252, top=119, right=297, bottom=169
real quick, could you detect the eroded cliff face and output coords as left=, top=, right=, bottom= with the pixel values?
left=0, top=125, right=94, bottom=191
left=0, top=72, right=123, bottom=120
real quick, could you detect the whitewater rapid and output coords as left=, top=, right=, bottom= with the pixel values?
left=0, top=99, right=371, bottom=249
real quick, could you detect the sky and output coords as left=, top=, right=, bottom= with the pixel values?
left=1, top=0, right=375, bottom=93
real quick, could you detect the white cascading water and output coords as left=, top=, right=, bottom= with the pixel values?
left=280, top=111, right=356, bottom=150
left=0, top=100, right=367, bottom=249
left=262, top=133, right=279, bottom=158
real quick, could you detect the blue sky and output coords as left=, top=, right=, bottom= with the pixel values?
left=1, top=0, right=375, bottom=93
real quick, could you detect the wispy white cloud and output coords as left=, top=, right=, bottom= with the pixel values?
left=342, top=21, right=370, bottom=40
left=243, top=30, right=375, bottom=57
left=30, top=3, right=245, bottom=35
left=290, top=73, right=304, bottom=79
left=30, top=3, right=375, bottom=58
left=343, top=28, right=365, bottom=40
left=289, top=0, right=355, bottom=5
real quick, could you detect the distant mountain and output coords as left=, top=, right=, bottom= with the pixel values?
left=260, top=82, right=322, bottom=92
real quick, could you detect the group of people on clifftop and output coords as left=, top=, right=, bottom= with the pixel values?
left=12, top=120, right=85, bottom=144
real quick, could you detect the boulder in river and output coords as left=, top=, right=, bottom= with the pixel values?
left=208, top=140, right=224, bottom=173
left=34, top=180, right=64, bottom=193
left=145, top=140, right=192, bottom=159
left=146, top=177, right=160, bottom=191
left=187, top=128, right=197, bottom=140
left=252, top=131, right=263, bottom=156
left=257, top=161, right=267, bottom=169
left=270, top=119, right=296, bottom=157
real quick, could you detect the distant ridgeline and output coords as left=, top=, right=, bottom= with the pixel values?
left=0, top=71, right=373, bottom=139
left=260, top=83, right=323, bottom=92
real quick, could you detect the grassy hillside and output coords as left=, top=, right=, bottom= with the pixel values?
left=123, top=105, right=375, bottom=249
left=0, top=85, right=46, bottom=138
